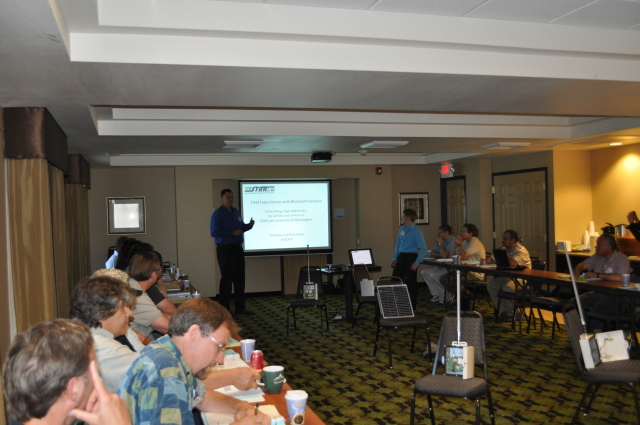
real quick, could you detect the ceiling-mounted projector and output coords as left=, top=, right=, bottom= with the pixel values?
left=311, top=152, right=333, bottom=163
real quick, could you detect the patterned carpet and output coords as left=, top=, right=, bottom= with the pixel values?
left=232, top=288, right=637, bottom=424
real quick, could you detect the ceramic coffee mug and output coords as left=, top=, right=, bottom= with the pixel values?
left=257, top=365, right=286, bottom=394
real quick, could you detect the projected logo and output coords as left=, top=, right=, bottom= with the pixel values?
left=244, top=186, right=275, bottom=194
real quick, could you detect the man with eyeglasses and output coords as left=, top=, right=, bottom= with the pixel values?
left=118, top=298, right=270, bottom=425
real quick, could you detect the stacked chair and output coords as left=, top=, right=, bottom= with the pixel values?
left=410, top=311, right=495, bottom=425
left=563, top=305, right=640, bottom=424
left=351, top=264, right=378, bottom=329
left=372, top=276, right=431, bottom=369
left=286, top=266, right=330, bottom=339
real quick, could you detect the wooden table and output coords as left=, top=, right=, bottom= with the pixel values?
left=422, top=258, right=640, bottom=333
left=320, top=265, right=382, bottom=321
left=228, top=342, right=325, bottom=425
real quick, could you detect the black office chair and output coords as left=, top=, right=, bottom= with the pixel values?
left=373, top=276, right=432, bottom=369
left=410, top=311, right=495, bottom=425
left=286, top=266, right=330, bottom=339
left=496, top=258, right=546, bottom=333
left=351, top=264, right=378, bottom=329
left=563, top=305, right=640, bottom=424
left=526, top=259, right=569, bottom=341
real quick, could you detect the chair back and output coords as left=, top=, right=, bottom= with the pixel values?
left=432, top=311, right=489, bottom=380
left=297, top=266, right=324, bottom=297
left=531, top=259, right=546, bottom=271
left=377, top=276, right=404, bottom=286
left=562, top=305, right=589, bottom=379
left=352, top=264, right=371, bottom=283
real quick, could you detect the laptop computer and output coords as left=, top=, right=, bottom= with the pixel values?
left=493, top=248, right=526, bottom=271
left=348, top=248, right=376, bottom=268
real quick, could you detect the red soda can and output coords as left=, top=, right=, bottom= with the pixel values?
left=250, top=350, right=263, bottom=370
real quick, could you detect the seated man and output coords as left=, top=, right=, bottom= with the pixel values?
left=118, top=298, right=270, bottom=425
left=486, top=230, right=532, bottom=321
left=106, top=236, right=130, bottom=269
left=70, top=270, right=261, bottom=394
left=420, top=224, right=456, bottom=304
left=127, top=251, right=172, bottom=339
left=571, top=233, right=631, bottom=332
left=125, top=242, right=176, bottom=316
left=2, top=319, right=130, bottom=425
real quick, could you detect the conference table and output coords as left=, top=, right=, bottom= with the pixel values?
left=222, top=335, right=325, bottom=425
left=421, top=258, right=640, bottom=332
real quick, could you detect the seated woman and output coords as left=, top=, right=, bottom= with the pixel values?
left=69, top=272, right=144, bottom=392
left=70, top=268, right=261, bottom=393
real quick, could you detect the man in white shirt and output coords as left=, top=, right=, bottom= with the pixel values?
left=128, top=251, right=171, bottom=338
left=454, top=223, right=486, bottom=282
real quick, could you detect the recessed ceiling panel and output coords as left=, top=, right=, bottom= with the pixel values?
left=466, top=0, right=594, bottom=23
left=372, top=0, right=487, bottom=16
left=552, top=0, right=640, bottom=30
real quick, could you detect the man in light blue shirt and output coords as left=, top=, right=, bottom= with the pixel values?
left=391, top=209, right=427, bottom=309
left=420, top=224, right=457, bottom=304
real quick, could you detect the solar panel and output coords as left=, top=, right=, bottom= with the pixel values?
left=377, top=285, right=414, bottom=319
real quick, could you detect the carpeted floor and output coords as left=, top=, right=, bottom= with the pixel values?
left=232, top=288, right=637, bottom=424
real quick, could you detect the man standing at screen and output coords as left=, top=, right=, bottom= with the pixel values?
left=391, top=209, right=427, bottom=309
left=211, top=189, right=255, bottom=315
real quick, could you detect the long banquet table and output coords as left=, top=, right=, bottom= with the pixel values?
left=421, top=258, right=640, bottom=335
left=227, top=337, right=326, bottom=425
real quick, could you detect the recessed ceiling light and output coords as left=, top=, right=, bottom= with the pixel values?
left=360, top=141, right=409, bottom=149
left=610, top=142, right=623, bottom=146
left=481, top=142, right=530, bottom=150
left=223, top=140, right=264, bottom=149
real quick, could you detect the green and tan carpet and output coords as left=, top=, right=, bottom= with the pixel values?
left=232, top=289, right=637, bottom=424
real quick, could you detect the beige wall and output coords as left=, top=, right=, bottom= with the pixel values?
left=88, top=167, right=178, bottom=273
left=0, top=107, right=12, bottom=358
left=591, top=144, right=640, bottom=231
left=175, top=165, right=406, bottom=297
left=391, top=164, right=442, bottom=280
left=454, top=151, right=557, bottom=268
left=553, top=150, right=592, bottom=249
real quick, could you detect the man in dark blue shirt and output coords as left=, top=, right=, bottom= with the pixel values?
left=210, top=189, right=255, bottom=314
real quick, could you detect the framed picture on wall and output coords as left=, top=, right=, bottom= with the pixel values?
left=107, top=197, right=146, bottom=234
left=399, top=193, right=429, bottom=225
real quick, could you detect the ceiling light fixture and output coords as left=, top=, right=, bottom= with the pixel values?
left=481, top=142, right=530, bottom=150
left=223, top=140, right=264, bottom=149
left=610, top=142, right=623, bottom=146
left=360, top=141, right=409, bottom=149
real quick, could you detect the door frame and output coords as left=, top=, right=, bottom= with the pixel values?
left=491, top=167, right=549, bottom=264
left=440, top=175, right=466, bottom=227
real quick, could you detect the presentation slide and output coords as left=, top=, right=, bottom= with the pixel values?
left=239, top=180, right=332, bottom=256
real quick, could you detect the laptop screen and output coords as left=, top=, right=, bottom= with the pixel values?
left=493, top=248, right=510, bottom=267
left=349, top=248, right=375, bottom=267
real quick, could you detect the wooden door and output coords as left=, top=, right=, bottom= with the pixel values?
left=493, top=170, right=547, bottom=263
left=446, top=178, right=466, bottom=232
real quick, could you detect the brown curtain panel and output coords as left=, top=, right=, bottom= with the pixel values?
left=7, top=158, right=57, bottom=332
left=49, top=165, right=70, bottom=317
left=65, top=183, right=91, bottom=296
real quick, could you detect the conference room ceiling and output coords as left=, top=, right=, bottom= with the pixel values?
left=2, top=0, right=640, bottom=166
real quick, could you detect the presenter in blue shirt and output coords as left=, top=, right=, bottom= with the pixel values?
left=391, top=209, right=427, bottom=310
left=210, top=189, right=255, bottom=315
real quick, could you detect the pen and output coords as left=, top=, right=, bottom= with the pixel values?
left=254, top=403, right=260, bottom=415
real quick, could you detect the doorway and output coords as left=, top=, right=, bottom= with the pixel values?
left=492, top=169, right=548, bottom=264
